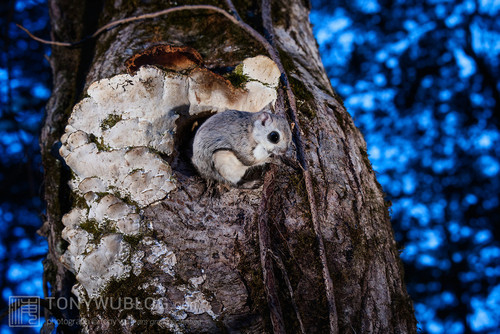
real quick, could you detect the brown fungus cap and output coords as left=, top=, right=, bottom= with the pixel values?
left=125, top=44, right=203, bottom=73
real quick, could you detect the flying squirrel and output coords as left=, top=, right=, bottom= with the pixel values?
left=192, top=107, right=292, bottom=188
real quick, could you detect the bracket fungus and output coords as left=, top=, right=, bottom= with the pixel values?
left=59, top=45, right=281, bottom=302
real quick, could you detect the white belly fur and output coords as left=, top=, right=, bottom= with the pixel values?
left=213, top=150, right=249, bottom=184
left=252, top=144, right=270, bottom=165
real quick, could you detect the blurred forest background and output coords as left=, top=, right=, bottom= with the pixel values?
left=0, top=0, right=498, bottom=333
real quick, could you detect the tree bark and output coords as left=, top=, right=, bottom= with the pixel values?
left=41, top=0, right=417, bottom=333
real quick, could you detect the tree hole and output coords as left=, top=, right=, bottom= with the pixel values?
left=169, top=108, right=216, bottom=178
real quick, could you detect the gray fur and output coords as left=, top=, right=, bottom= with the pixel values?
left=192, top=109, right=292, bottom=186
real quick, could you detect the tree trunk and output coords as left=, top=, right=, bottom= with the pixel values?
left=40, top=0, right=417, bottom=333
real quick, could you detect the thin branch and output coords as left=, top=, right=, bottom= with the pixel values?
left=303, top=166, right=338, bottom=334
left=16, top=24, right=73, bottom=47
left=17, top=5, right=240, bottom=47
left=90, top=5, right=238, bottom=39
left=223, top=0, right=242, bottom=22
left=258, top=165, right=286, bottom=334
left=261, top=0, right=275, bottom=46
left=268, top=250, right=306, bottom=334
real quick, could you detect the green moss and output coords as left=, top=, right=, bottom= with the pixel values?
left=330, top=103, right=355, bottom=134
left=80, top=216, right=121, bottom=241
left=123, top=234, right=143, bottom=248
left=333, top=90, right=345, bottom=108
left=83, top=273, right=167, bottom=332
left=359, top=146, right=372, bottom=172
left=88, top=133, right=111, bottom=151
left=80, top=219, right=101, bottom=240
left=288, top=75, right=317, bottom=120
left=100, top=114, right=122, bottom=130
left=114, top=191, right=140, bottom=209
left=94, top=191, right=109, bottom=199
left=278, top=47, right=297, bottom=75
left=289, top=76, right=313, bottom=102
left=225, top=72, right=248, bottom=88
left=294, top=230, right=318, bottom=262
left=71, top=193, right=89, bottom=210
left=296, top=100, right=317, bottom=120
left=224, top=63, right=250, bottom=88
left=288, top=173, right=311, bottom=217
left=332, top=106, right=343, bottom=127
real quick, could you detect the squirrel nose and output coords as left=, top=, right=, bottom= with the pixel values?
left=284, top=145, right=295, bottom=159
left=272, top=147, right=286, bottom=156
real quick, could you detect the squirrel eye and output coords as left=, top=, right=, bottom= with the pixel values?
left=268, top=131, right=280, bottom=144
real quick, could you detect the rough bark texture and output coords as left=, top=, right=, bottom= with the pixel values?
left=41, top=0, right=417, bottom=333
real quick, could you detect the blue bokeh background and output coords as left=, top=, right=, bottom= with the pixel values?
left=311, top=0, right=499, bottom=332
left=1, top=0, right=499, bottom=333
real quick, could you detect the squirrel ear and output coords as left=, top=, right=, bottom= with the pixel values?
left=261, top=102, right=274, bottom=113
left=258, top=112, right=271, bottom=126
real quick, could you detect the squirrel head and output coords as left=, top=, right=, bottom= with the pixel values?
left=252, top=111, right=292, bottom=156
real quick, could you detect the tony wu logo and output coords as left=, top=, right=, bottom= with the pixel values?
left=8, top=296, right=41, bottom=328
left=6, top=295, right=171, bottom=328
